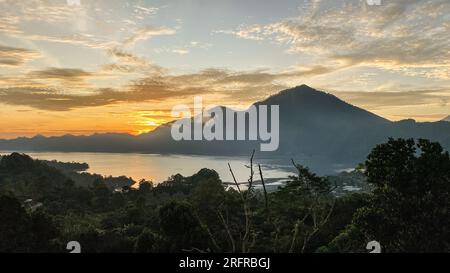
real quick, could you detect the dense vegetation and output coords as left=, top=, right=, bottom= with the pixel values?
left=0, top=138, right=448, bottom=253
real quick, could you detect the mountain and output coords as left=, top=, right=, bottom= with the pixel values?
left=258, top=85, right=388, bottom=125
left=255, top=85, right=391, bottom=158
left=442, top=115, right=450, bottom=122
left=1, top=85, right=450, bottom=173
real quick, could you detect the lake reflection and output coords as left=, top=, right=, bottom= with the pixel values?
left=0, top=151, right=296, bottom=185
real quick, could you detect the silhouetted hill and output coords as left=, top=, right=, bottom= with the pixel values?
left=0, top=153, right=74, bottom=200
left=1, top=85, right=450, bottom=173
left=258, top=85, right=388, bottom=125
left=0, top=153, right=135, bottom=201
left=254, top=85, right=391, bottom=159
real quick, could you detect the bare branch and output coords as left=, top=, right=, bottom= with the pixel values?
left=291, top=158, right=298, bottom=169
left=217, top=209, right=236, bottom=253
left=258, top=164, right=269, bottom=212
left=228, top=163, right=242, bottom=196
left=301, top=200, right=336, bottom=253
left=193, top=211, right=221, bottom=252
left=247, top=150, right=256, bottom=196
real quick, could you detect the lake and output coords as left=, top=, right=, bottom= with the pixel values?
left=0, top=151, right=297, bottom=185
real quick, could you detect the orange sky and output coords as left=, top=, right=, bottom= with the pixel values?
left=0, top=0, right=449, bottom=139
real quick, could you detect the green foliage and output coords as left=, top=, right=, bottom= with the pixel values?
left=318, top=224, right=367, bottom=253
left=259, top=163, right=337, bottom=253
left=0, top=139, right=448, bottom=253
left=352, top=138, right=450, bottom=252
left=134, top=228, right=160, bottom=253
left=159, top=201, right=209, bottom=252
left=0, top=195, right=31, bottom=252
left=0, top=195, right=59, bottom=252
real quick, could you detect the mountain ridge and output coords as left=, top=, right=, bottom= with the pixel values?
left=1, top=85, right=450, bottom=174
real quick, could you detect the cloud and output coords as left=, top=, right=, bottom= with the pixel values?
left=220, top=0, right=450, bottom=77
left=0, top=0, right=448, bottom=119
left=0, top=15, right=21, bottom=35
left=28, top=67, right=95, bottom=82
left=171, top=49, right=189, bottom=55
left=108, top=48, right=147, bottom=66
left=0, top=87, right=118, bottom=111
left=19, top=1, right=85, bottom=23
left=215, top=24, right=265, bottom=41
left=134, top=5, right=159, bottom=17
left=0, top=67, right=109, bottom=91
left=101, top=48, right=166, bottom=74
left=24, top=33, right=119, bottom=50
left=1, top=63, right=449, bottom=124
left=0, top=1, right=115, bottom=50
left=0, top=0, right=82, bottom=24
left=0, top=1, right=171, bottom=51
left=337, top=89, right=450, bottom=110
left=264, top=20, right=355, bottom=54
left=0, top=70, right=272, bottom=110
left=0, top=45, right=40, bottom=66
left=123, top=26, right=176, bottom=47
left=0, top=62, right=342, bottom=111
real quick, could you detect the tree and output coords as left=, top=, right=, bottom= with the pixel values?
left=138, top=180, right=153, bottom=194
left=90, top=179, right=111, bottom=211
left=158, top=201, right=209, bottom=252
left=353, top=138, right=450, bottom=252
left=134, top=229, right=159, bottom=253
left=190, top=176, right=226, bottom=222
left=270, top=162, right=336, bottom=253
left=0, top=195, right=31, bottom=252
left=29, top=210, right=59, bottom=252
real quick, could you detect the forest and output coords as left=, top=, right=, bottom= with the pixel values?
left=0, top=138, right=449, bottom=253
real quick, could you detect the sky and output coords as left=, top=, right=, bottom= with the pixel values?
left=0, top=0, right=449, bottom=138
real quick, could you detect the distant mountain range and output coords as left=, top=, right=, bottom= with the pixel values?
left=1, top=85, right=450, bottom=171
